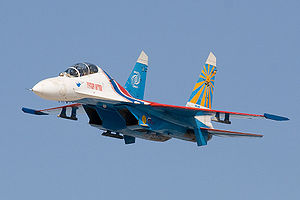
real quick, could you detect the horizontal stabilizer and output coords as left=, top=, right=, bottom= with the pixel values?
left=200, top=127, right=263, bottom=138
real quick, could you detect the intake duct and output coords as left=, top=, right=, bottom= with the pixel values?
left=83, top=105, right=102, bottom=125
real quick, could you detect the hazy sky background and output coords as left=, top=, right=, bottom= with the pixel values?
left=1, top=0, right=299, bottom=199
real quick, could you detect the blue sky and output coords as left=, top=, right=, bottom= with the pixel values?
left=1, top=0, right=299, bottom=199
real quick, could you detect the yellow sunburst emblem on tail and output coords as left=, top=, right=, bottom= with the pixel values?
left=187, top=52, right=217, bottom=109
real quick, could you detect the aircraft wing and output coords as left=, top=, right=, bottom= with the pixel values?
left=22, top=103, right=83, bottom=120
left=133, top=102, right=289, bottom=125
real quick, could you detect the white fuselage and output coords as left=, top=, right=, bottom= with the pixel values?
left=30, top=65, right=216, bottom=143
left=32, top=67, right=131, bottom=104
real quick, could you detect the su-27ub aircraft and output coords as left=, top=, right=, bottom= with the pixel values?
left=22, top=51, right=289, bottom=146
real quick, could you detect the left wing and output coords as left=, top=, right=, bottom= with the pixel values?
left=22, top=103, right=83, bottom=120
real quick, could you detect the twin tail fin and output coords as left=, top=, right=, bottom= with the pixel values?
left=125, top=51, right=148, bottom=100
left=186, top=52, right=217, bottom=109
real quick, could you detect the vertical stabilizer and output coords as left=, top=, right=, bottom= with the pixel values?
left=125, top=51, right=148, bottom=100
left=186, top=52, right=217, bottom=109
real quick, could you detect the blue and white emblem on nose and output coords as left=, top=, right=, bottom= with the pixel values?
left=76, top=82, right=82, bottom=87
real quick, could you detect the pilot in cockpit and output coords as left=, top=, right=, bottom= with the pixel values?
left=60, top=63, right=98, bottom=78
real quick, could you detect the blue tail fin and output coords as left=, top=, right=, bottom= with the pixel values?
left=125, top=51, right=148, bottom=100
left=186, top=52, right=217, bottom=109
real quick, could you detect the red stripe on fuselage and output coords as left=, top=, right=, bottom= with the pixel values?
left=115, top=81, right=133, bottom=97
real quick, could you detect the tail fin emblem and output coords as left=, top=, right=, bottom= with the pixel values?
left=131, top=71, right=141, bottom=88
left=187, top=52, right=217, bottom=109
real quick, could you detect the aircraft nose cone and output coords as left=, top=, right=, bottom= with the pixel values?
left=32, top=78, right=62, bottom=100
left=32, top=81, right=44, bottom=94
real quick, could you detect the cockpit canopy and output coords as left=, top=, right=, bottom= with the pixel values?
left=63, top=63, right=99, bottom=77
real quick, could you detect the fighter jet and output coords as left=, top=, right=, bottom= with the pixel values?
left=22, top=51, right=289, bottom=146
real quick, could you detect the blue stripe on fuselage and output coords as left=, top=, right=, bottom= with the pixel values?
left=102, top=69, right=144, bottom=104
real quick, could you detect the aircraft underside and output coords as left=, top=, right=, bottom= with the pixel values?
left=82, top=104, right=197, bottom=144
